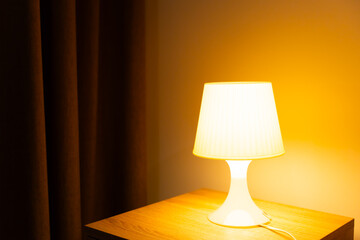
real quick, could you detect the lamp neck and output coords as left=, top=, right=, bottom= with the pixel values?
left=225, top=160, right=252, bottom=207
left=226, top=160, right=252, bottom=179
left=208, top=159, right=268, bottom=226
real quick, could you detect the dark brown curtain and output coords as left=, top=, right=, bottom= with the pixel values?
left=0, top=0, right=146, bottom=240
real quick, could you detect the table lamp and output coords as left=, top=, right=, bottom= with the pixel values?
left=193, top=82, right=284, bottom=227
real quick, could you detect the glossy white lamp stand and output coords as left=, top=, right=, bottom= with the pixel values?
left=208, top=160, right=270, bottom=227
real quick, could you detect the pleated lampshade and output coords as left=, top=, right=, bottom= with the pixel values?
left=193, top=82, right=284, bottom=160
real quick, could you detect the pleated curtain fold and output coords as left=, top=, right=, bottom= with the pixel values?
left=0, top=0, right=146, bottom=239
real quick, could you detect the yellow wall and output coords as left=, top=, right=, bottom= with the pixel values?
left=146, top=0, right=360, bottom=238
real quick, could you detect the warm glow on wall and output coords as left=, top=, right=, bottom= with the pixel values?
left=147, top=0, right=360, bottom=237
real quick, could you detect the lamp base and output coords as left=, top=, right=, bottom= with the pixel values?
left=208, top=160, right=269, bottom=227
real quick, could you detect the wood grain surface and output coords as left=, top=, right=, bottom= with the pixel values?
left=84, top=189, right=354, bottom=240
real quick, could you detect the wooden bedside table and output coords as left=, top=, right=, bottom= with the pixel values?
left=84, top=189, right=354, bottom=240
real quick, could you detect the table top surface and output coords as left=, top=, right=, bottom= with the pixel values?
left=85, top=189, right=354, bottom=240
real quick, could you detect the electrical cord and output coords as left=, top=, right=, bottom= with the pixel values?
left=259, top=211, right=297, bottom=240
left=259, top=224, right=297, bottom=240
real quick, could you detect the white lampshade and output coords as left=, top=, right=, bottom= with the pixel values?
left=193, top=82, right=284, bottom=160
